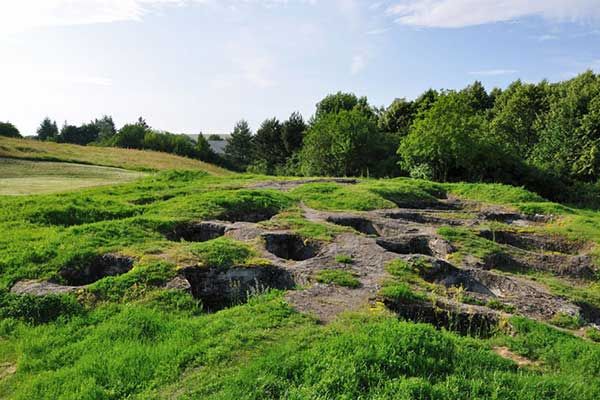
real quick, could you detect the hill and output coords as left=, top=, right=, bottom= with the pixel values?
left=0, top=137, right=231, bottom=175
left=1, top=165, right=600, bottom=398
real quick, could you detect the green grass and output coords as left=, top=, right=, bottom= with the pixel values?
left=189, top=237, right=255, bottom=269
left=0, top=137, right=231, bottom=175
left=259, top=208, right=347, bottom=241
left=438, top=226, right=502, bottom=262
left=291, top=178, right=446, bottom=211
left=334, top=254, right=353, bottom=264
left=0, top=158, right=145, bottom=195
left=3, top=157, right=600, bottom=398
left=315, top=269, right=360, bottom=288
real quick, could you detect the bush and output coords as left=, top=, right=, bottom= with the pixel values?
left=0, top=291, right=83, bottom=324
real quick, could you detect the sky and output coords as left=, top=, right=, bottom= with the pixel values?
left=1, top=0, right=600, bottom=136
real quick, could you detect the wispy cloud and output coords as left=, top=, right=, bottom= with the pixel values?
left=0, top=0, right=316, bottom=34
left=537, top=34, right=559, bottom=41
left=469, top=69, right=518, bottom=76
left=386, top=0, right=600, bottom=28
left=366, top=27, right=390, bottom=35
left=351, top=54, right=368, bottom=75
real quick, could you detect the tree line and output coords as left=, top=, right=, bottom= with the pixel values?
left=3, top=70, right=599, bottom=205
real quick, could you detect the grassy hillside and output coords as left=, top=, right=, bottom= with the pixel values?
left=0, top=137, right=230, bottom=175
left=0, top=158, right=145, bottom=195
left=1, top=165, right=600, bottom=398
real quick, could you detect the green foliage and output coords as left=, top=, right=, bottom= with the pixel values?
left=281, top=111, right=306, bottom=156
left=378, top=97, right=415, bottom=135
left=36, top=117, right=59, bottom=141
left=0, top=291, right=83, bottom=324
left=224, top=120, right=254, bottom=171
left=0, top=121, right=21, bottom=138
left=398, top=91, right=507, bottom=182
left=253, top=118, right=286, bottom=173
left=380, top=282, right=427, bottom=302
left=190, top=237, right=254, bottom=269
left=334, top=254, right=353, bottom=264
left=485, top=299, right=516, bottom=313
left=586, top=328, right=600, bottom=342
left=549, top=313, right=584, bottom=329
left=315, top=91, right=375, bottom=119
left=59, top=122, right=99, bottom=145
left=315, top=269, right=360, bottom=288
left=300, top=109, right=384, bottom=177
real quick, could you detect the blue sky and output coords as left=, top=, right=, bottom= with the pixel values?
left=1, top=0, right=600, bottom=135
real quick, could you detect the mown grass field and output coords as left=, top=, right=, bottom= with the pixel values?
left=0, top=158, right=145, bottom=195
left=0, top=137, right=231, bottom=174
left=2, top=146, right=600, bottom=399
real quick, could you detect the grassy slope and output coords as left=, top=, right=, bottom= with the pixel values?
left=0, top=137, right=231, bottom=175
left=1, top=168, right=600, bottom=398
left=0, top=158, right=145, bottom=195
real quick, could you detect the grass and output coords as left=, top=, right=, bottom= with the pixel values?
left=3, top=152, right=600, bottom=398
left=334, top=254, right=353, bottom=264
left=315, top=269, right=360, bottom=288
left=0, top=137, right=230, bottom=175
left=189, top=237, right=255, bottom=269
left=290, top=178, right=446, bottom=211
left=0, top=158, right=145, bottom=195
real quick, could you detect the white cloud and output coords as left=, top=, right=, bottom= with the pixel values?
left=351, top=54, right=367, bottom=75
left=387, top=0, right=600, bottom=28
left=0, top=0, right=316, bottom=35
left=469, top=69, right=518, bottom=76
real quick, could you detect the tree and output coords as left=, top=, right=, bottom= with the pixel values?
left=378, top=98, right=414, bottom=136
left=253, top=118, right=286, bottom=173
left=36, top=118, right=58, bottom=141
left=398, top=91, right=497, bottom=181
left=281, top=112, right=306, bottom=156
left=93, top=116, right=116, bottom=141
left=300, top=109, right=382, bottom=177
left=0, top=121, right=21, bottom=138
left=489, top=80, right=550, bottom=158
left=111, top=123, right=147, bottom=149
left=531, top=71, right=600, bottom=181
left=461, top=81, right=493, bottom=112
left=207, top=134, right=223, bottom=141
left=315, top=92, right=375, bottom=120
left=224, top=120, right=254, bottom=171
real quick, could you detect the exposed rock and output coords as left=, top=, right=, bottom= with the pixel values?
left=376, top=235, right=434, bottom=256
left=10, top=280, right=79, bottom=296
left=326, top=215, right=379, bottom=235
left=163, top=276, right=192, bottom=292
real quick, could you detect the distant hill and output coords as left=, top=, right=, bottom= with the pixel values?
left=0, top=137, right=231, bottom=175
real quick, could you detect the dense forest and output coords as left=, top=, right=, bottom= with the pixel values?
left=3, top=70, right=599, bottom=206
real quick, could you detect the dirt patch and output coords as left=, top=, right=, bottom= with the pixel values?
left=166, top=221, right=229, bottom=242
left=251, top=178, right=358, bottom=191
left=58, top=254, right=134, bottom=286
left=479, top=230, right=586, bottom=254
left=326, top=215, right=379, bottom=235
left=263, top=233, right=320, bottom=261
left=182, top=265, right=295, bottom=310
left=0, top=362, right=17, bottom=380
left=493, top=347, right=537, bottom=367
